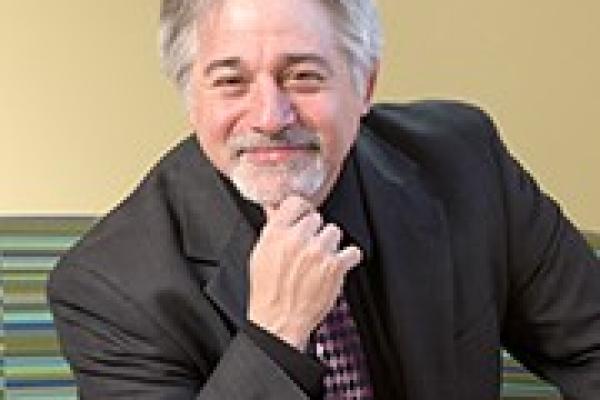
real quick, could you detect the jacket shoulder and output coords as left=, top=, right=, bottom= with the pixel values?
left=49, top=136, right=201, bottom=291
left=362, top=100, right=502, bottom=179
left=364, top=100, right=498, bottom=150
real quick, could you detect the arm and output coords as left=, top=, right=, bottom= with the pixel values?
left=48, top=261, right=315, bottom=400
left=486, top=116, right=600, bottom=399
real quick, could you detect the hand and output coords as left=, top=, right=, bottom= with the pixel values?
left=247, top=195, right=362, bottom=351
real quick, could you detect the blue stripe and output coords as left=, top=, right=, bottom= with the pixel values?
left=7, top=380, right=77, bottom=388
left=5, top=357, right=71, bottom=368
left=5, top=322, right=56, bottom=331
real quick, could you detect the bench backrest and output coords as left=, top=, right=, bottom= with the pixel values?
left=2, top=216, right=598, bottom=399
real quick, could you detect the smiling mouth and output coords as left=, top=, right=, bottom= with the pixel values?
left=235, top=143, right=320, bottom=160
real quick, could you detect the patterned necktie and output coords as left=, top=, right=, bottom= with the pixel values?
left=308, top=294, right=374, bottom=399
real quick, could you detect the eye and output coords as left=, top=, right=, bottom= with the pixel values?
left=292, top=70, right=324, bottom=82
left=284, top=69, right=326, bottom=92
left=212, top=75, right=243, bottom=87
left=210, top=74, right=248, bottom=96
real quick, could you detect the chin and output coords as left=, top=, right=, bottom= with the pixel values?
left=230, top=162, right=327, bottom=208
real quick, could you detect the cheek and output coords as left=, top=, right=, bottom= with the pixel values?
left=194, top=96, right=238, bottom=135
left=295, top=95, right=359, bottom=160
left=296, top=95, right=336, bottom=133
left=192, top=98, right=244, bottom=171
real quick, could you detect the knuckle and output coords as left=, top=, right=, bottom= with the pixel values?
left=312, top=212, right=323, bottom=226
left=324, top=223, right=341, bottom=237
left=292, top=196, right=311, bottom=212
left=267, top=213, right=286, bottom=228
left=325, top=254, right=342, bottom=269
left=333, top=229, right=342, bottom=242
left=287, top=234, right=304, bottom=252
left=305, top=213, right=323, bottom=231
left=284, top=195, right=300, bottom=208
left=336, top=254, right=354, bottom=272
left=306, top=240, right=324, bottom=258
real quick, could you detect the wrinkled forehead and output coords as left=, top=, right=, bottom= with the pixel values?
left=196, top=0, right=331, bottom=22
left=193, top=0, right=341, bottom=67
left=196, top=0, right=336, bottom=44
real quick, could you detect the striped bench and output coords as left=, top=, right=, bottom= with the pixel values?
left=2, top=217, right=92, bottom=400
left=2, top=216, right=599, bottom=399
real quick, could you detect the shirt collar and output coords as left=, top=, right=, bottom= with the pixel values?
left=320, top=147, right=372, bottom=258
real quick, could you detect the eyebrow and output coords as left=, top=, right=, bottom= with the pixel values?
left=203, top=57, right=242, bottom=77
left=202, top=53, right=334, bottom=77
left=279, top=53, right=334, bottom=75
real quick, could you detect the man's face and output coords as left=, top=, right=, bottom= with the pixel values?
left=189, top=0, right=373, bottom=207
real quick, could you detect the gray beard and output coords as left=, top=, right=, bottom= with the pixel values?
left=229, top=154, right=326, bottom=207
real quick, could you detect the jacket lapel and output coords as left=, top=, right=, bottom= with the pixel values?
left=355, top=128, right=457, bottom=400
left=174, top=130, right=457, bottom=398
left=173, top=137, right=254, bottom=330
left=202, top=220, right=255, bottom=329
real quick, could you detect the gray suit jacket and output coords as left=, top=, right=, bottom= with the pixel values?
left=48, top=101, right=600, bottom=399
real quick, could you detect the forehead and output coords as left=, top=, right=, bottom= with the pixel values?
left=196, top=0, right=339, bottom=65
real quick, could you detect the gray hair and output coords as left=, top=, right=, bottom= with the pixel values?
left=159, top=0, right=382, bottom=106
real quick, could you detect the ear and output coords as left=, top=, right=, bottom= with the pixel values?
left=361, top=60, right=380, bottom=116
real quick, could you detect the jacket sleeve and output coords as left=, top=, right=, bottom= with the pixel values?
left=485, top=114, right=600, bottom=399
left=47, top=260, right=314, bottom=400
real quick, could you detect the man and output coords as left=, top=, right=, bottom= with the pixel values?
left=48, top=0, right=600, bottom=398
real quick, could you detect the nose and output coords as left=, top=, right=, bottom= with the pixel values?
left=249, top=77, right=296, bottom=135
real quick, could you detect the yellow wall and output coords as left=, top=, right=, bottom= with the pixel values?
left=1, top=1, right=598, bottom=230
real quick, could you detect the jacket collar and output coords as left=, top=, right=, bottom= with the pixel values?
left=166, top=136, right=256, bottom=328
left=166, top=136, right=246, bottom=263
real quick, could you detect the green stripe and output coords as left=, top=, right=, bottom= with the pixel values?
left=0, top=216, right=95, bottom=235
left=4, top=304, right=52, bottom=313
left=5, top=368, right=74, bottom=379
left=5, top=389, right=78, bottom=400
left=2, top=257, right=60, bottom=271
left=0, top=236, right=80, bottom=252
left=4, top=312, right=54, bottom=323
left=4, top=273, right=53, bottom=282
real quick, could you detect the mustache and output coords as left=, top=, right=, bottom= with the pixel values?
left=228, top=128, right=321, bottom=157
